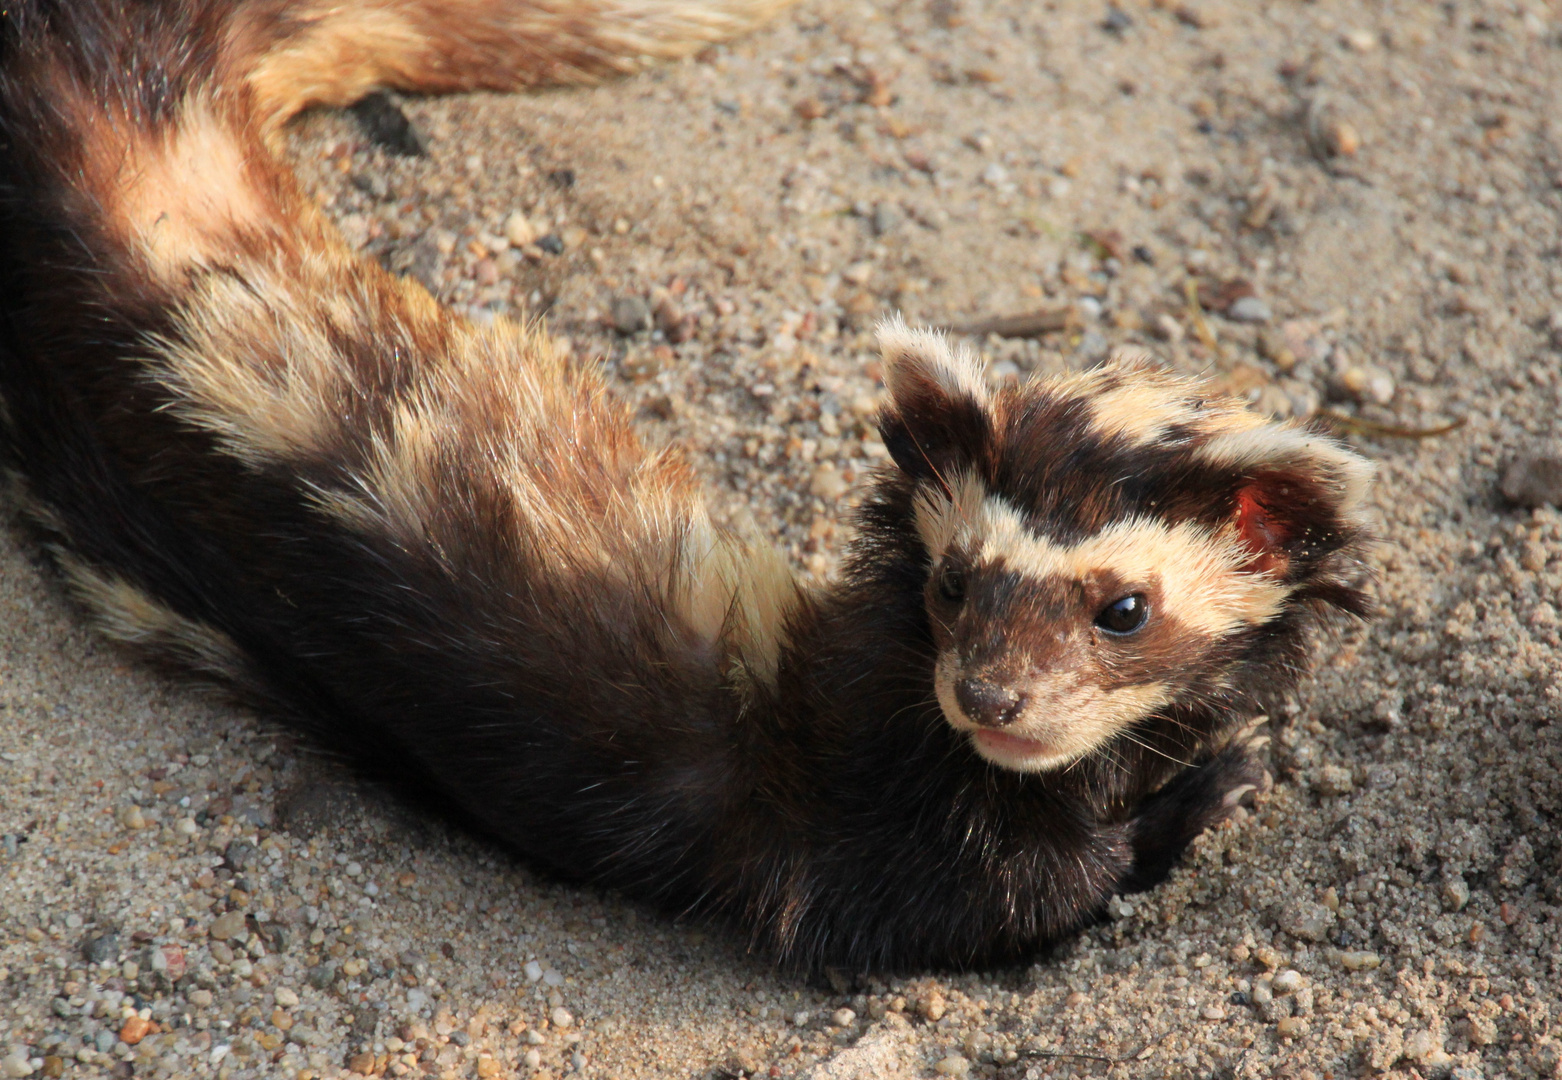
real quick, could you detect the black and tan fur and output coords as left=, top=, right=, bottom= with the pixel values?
left=0, top=0, right=1374, bottom=970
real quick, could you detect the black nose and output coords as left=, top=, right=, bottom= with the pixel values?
left=954, top=677, right=1024, bottom=728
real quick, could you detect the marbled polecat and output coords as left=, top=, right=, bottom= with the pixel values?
left=0, top=0, right=1374, bottom=970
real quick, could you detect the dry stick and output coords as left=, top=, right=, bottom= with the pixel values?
left=1313, top=410, right=1467, bottom=440
left=1019, top=1028, right=1178, bottom=1067
left=1183, top=278, right=1225, bottom=360
left=945, top=308, right=1076, bottom=339
left=1021, top=1049, right=1118, bottom=1065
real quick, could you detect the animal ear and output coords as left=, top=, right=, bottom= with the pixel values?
left=875, top=318, right=993, bottom=484
left=1202, top=425, right=1375, bottom=585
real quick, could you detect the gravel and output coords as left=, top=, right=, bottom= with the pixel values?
left=4, top=1, right=1562, bottom=1078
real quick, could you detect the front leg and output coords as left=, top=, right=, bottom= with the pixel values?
left=1119, top=722, right=1271, bottom=893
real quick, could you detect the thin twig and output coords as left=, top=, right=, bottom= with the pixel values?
left=1313, top=410, right=1467, bottom=440
left=946, top=308, right=1076, bottom=339
left=1182, top=279, right=1224, bottom=360
left=1020, top=1049, right=1118, bottom=1065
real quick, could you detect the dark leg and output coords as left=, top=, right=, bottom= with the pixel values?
left=1120, top=723, right=1270, bottom=893
left=350, top=92, right=429, bottom=157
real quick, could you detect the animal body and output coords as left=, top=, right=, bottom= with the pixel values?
left=0, top=0, right=1374, bottom=970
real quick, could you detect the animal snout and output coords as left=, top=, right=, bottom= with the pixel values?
left=954, top=677, right=1024, bottom=728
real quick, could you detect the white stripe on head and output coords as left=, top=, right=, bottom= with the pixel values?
left=919, top=488, right=1290, bottom=638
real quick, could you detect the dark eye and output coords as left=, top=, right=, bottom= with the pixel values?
left=938, top=563, right=966, bottom=603
left=1095, top=593, right=1149, bottom=635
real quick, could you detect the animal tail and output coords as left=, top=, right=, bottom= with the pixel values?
left=235, top=0, right=795, bottom=142
left=0, top=0, right=800, bottom=771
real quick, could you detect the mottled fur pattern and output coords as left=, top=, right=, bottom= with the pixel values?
left=0, top=0, right=1374, bottom=970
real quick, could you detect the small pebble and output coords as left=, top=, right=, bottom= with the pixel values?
left=1442, top=877, right=1471, bottom=912
left=502, top=211, right=537, bottom=248
left=1154, top=312, right=1185, bottom=343
left=524, top=960, right=544, bottom=982
left=118, top=805, right=146, bottom=831
left=188, top=990, right=214, bottom=1008
left=919, top=992, right=947, bottom=1022
left=831, top=1008, right=856, bottom=1027
left=274, top=986, right=299, bottom=1009
left=1308, top=101, right=1361, bottom=159
left=209, top=911, right=246, bottom=941
left=1276, top=899, right=1335, bottom=942
left=551, top=1007, right=574, bottom=1029
left=809, top=464, right=849, bottom=500
left=791, top=1010, right=810, bottom=1028
left=1315, top=764, right=1353, bottom=796
left=1271, top=970, right=1304, bottom=994
left=1338, top=951, right=1381, bottom=972
left=1325, top=120, right=1360, bottom=157
left=118, top=1016, right=152, bottom=1046
left=871, top=203, right=901, bottom=237
left=610, top=296, right=651, bottom=335
left=1276, top=1016, right=1309, bottom=1038
left=1338, top=364, right=1395, bottom=405
left=524, top=1049, right=543, bottom=1068
left=0, top=1052, right=31, bottom=1079
left=1498, top=453, right=1562, bottom=509
left=934, top=1054, right=970, bottom=1077
left=81, top=933, right=119, bottom=965
left=1341, top=28, right=1377, bottom=52
left=1227, top=296, right=1272, bottom=323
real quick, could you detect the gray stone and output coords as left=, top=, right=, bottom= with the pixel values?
left=610, top=296, right=652, bottom=335
left=871, top=202, right=901, bottom=237
left=1499, top=453, right=1562, bottom=508
left=1275, top=899, right=1336, bottom=942
left=81, top=932, right=119, bottom=965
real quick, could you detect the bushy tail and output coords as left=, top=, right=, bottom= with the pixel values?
left=234, top=0, right=793, bottom=140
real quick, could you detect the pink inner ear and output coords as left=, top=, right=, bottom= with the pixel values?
left=1233, top=485, right=1290, bottom=575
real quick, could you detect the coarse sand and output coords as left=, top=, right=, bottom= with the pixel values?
left=4, top=1, right=1562, bottom=1078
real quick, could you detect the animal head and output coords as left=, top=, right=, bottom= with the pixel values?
left=874, top=319, right=1374, bottom=773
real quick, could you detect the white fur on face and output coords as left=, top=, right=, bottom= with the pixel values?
left=935, top=649, right=1174, bottom=773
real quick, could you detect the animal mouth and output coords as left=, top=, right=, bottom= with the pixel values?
left=969, top=728, right=1071, bottom=770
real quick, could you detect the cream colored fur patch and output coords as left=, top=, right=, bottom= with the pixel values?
left=915, top=483, right=1289, bottom=639
left=975, top=498, right=1289, bottom=637
left=60, top=556, right=245, bottom=681
left=101, top=99, right=268, bottom=283
left=878, top=317, right=990, bottom=407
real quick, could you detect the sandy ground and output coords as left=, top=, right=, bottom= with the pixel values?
left=5, top=0, right=1562, bottom=1078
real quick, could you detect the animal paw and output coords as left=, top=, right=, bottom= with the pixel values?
left=1119, top=719, right=1271, bottom=893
